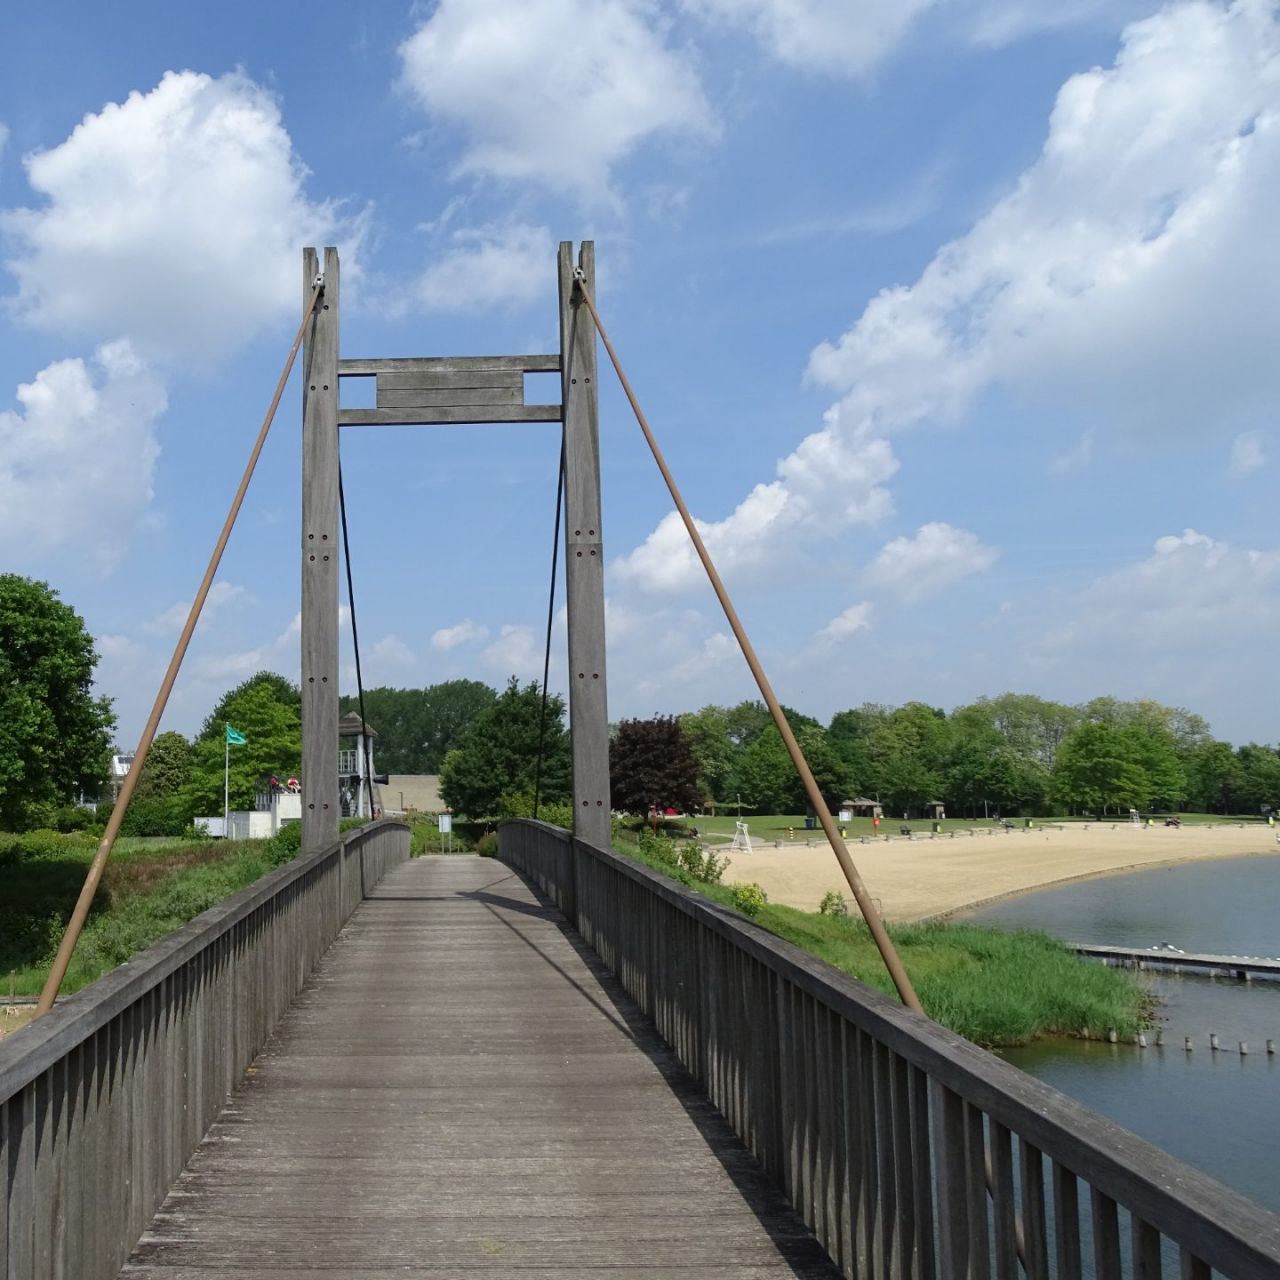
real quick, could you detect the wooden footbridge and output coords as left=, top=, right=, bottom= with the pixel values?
left=5, top=245, right=1280, bottom=1278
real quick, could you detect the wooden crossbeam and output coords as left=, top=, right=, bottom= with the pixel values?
left=338, top=354, right=560, bottom=375
left=337, top=352, right=562, bottom=425
left=377, top=387, right=523, bottom=409
left=338, top=404, right=561, bottom=426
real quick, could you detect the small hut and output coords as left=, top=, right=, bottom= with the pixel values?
left=924, top=800, right=946, bottom=820
left=843, top=797, right=883, bottom=821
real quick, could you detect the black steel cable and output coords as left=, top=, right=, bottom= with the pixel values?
left=338, top=463, right=376, bottom=819
left=533, top=431, right=566, bottom=821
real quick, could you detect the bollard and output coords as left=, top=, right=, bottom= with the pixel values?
left=1155, top=1028, right=1164, bottom=1047
left=1240, top=1041, right=1248, bottom=1055
left=1210, top=1033, right=1221, bottom=1052
left=1137, top=1033, right=1148, bottom=1048
left=1267, top=1039, right=1276, bottom=1055
left=1185, top=1036, right=1193, bottom=1051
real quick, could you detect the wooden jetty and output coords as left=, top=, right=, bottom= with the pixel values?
left=1071, top=943, right=1280, bottom=981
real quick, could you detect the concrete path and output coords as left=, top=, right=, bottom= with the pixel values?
left=121, top=855, right=837, bottom=1278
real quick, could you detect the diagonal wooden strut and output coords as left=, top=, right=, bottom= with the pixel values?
left=35, top=280, right=325, bottom=1017
left=569, top=272, right=924, bottom=1016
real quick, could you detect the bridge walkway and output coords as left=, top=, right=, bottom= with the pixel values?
left=120, top=855, right=838, bottom=1278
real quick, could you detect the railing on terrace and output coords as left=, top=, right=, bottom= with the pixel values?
left=0, top=818, right=409, bottom=1280
left=501, top=819, right=1280, bottom=1280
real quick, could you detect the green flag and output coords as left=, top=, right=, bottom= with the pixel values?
left=225, top=725, right=247, bottom=746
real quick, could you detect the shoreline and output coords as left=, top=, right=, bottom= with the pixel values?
left=925, top=848, right=1280, bottom=923
left=720, top=825, right=1280, bottom=922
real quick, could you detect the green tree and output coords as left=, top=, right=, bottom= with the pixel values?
left=1185, top=740, right=1242, bottom=813
left=957, top=693, right=1079, bottom=770
left=184, top=675, right=302, bottom=815
left=439, top=678, right=570, bottom=818
left=1120, top=726, right=1187, bottom=810
left=1235, top=744, right=1280, bottom=813
left=867, top=702, right=952, bottom=815
left=134, top=730, right=193, bottom=801
left=827, top=704, right=885, bottom=795
left=678, top=705, right=736, bottom=807
left=731, top=721, right=851, bottom=814
left=733, top=726, right=794, bottom=813
left=724, top=700, right=773, bottom=750
left=339, top=680, right=496, bottom=774
left=1050, top=722, right=1148, bottom=813
left=199, top=671, right=300, bottom=742
left=0, top=575, right=115, bottom=829
left=610, top=716, right=702, bottom=816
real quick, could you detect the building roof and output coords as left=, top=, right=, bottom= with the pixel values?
left=338, top=712, right=377, bottom=738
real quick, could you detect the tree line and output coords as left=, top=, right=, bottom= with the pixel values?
left=677, top=694, right=1280, bottom=818
left=3, top=572, right=1276, bottom=831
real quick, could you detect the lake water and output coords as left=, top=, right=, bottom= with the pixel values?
left=960, top=856, right=1280, bottom=1216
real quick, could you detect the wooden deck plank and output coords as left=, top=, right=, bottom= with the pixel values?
left=120, top=857, right=838, bottom=1277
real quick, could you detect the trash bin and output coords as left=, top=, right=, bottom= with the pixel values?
left=805, top=817, right=815, bottom=830
left=932, top=821, right=942, bottom=833
left=1024, top=818, right=1035, bottom=829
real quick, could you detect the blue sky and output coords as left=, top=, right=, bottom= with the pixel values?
left=2, top=0, right=1277, bottom=749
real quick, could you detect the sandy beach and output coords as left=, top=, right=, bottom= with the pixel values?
left=720, top=823, right=1280, bottom=921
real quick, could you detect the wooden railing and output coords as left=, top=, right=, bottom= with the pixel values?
left=0, top=819, right=409, bottom=1280
left=500, top=820, right=1280, bottom=1279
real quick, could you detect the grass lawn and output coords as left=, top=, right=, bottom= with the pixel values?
left=615, top=835, right=1152, bottom=1048
left=684, top=811, right=1271, bottom=841
left=0, top=827, right=316, bottom=998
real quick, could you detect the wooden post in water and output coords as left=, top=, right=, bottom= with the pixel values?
left=301, top=247, right=340, bottom=852
left=558, top=241, right=611, bottom=852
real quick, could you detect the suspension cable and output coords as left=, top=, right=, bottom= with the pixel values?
left=569, top=272, right=923, bottom=1016
left=339, top=464, right=376, bottom=819
left=533, top=432, right=566, bottom=821
left=36, top=279, right=325, bottom=1016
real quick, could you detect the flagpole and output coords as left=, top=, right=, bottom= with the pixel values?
left=224, top=727, right=230, bottom=840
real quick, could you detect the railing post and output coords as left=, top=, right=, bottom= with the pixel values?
left=301, top=246, right=340, bottom=852
left=558, top=241, right=611, bottom=857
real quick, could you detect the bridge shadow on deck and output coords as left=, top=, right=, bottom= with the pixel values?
left=121, top=855, right=839, bottom=1278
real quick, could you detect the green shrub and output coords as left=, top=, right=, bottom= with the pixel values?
left=730, top=883, right=767, bottom=917
left=677, top=844, right=728, bottom=884
left=476, top=832, right=499, bottom=858
left=264, top=822, right=303, bottom=865
left=818, top=890, right=849, bottom=917
left=108, top=796, right=191, bottom=838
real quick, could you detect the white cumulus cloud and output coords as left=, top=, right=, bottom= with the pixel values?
left=866, top=522, right=999, bottom=602
left=141, top=581, right=249, bottom=635
left=481, top=623, right=540, bottom=677
left=806, top=1, right=1280, bottom=446
left=371, top=635, right=417, bottom=668
left=0, top=341, right=166, bottom=564
left=614, top=432, right=898, bottom=591
left=1229, top=429, right=1266, bottom=476
left=399, top=0, right=715, bottom=201
left=816, top=602, right=874, bottom=646
left=415, top=222, right=554, bottom=311
left=3, top=70, right=356, bottom=363
left=684, top=0, right=1143, bottom=77
left=432, top=619, right=490, bottom=651
left=1044, top=528, right=1280, bottom=656
left=684, top=0, right=935, bottom=77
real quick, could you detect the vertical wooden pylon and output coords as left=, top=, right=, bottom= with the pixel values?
left=301, top=247, right=340, bottom=851
left=559, top=241, right=611, bottom=849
